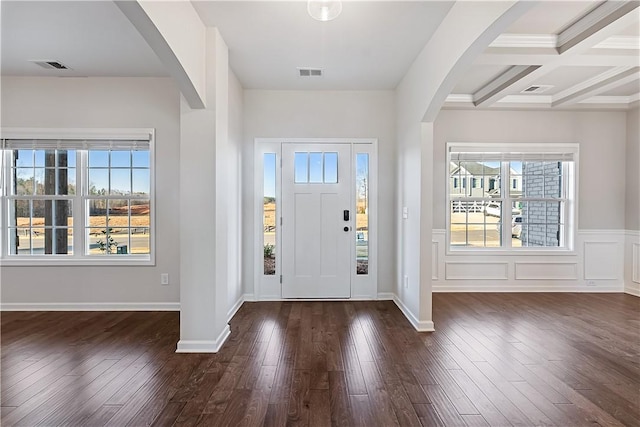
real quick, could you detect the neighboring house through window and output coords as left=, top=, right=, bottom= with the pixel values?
left=448, top=142, right=577, bottom=250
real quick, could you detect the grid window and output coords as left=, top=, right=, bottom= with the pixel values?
left=294, top=152, right=339, bottom=184
left=448, top=144, right=576, bottom=250
left=2, top=135, right=152, bottom=262
left=8, top=149, right=76, bottom=255
left=86, top=149, right=151, bottom=255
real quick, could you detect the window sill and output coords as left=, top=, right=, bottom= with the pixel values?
left=0, top=256, right=154, bottom=267
left=445, top=248, right=576, bottom=257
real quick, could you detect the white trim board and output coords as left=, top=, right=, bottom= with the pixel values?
left=625, top=288, right=640, bottom=297
left=391, top=295, right=435, bottom=332
left=432, top=285, right=623, bottom=293
left=227, top=295, right=245, bottom=323
left=0, top=302, right=180, bottom=311
left=176, top=325, right=231, bottom=353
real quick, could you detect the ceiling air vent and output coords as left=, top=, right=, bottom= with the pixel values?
left=30, top=60, right=70, bottom=70
left=298, top=68, right=323, bottom=77
left=521, top=84, right=553, bottom=94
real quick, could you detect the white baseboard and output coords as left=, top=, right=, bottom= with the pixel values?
left=176, top=324, right=231, bottom=353
left=391, top=295, right=435, bottom=332
left=624, top=287, right=640, bottom=297
left=243, top=293, right=257, bottom=302
left=432, top=285, right=624, bottom=293
left=0, top=302, right=180, bottom=311
left=227, top=296, right=245, bottom=322
left=377, top=292, right=395, bottom=300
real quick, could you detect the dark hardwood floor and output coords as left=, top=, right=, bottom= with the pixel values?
left=1, top=293, right=639, bottom=426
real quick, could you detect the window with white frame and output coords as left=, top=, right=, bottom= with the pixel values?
left=1, top=131, right=153, bottom=263
left=448, top=143, right=577, bottom=250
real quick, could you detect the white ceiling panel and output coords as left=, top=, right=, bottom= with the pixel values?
left=451, top=65, right=511, bottom=94
left=505, top=1, right=600, bottom=34
left=192, top=1, right=453, bottom=89
left=618, top=21, right=640, bottom=36
left=599, top=79, right=640, bottom=96
left=1, top=0, right=168, bottom=77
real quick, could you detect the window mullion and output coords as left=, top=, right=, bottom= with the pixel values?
left=502, top=161, right=511, bottom=249
left=75, top=150, right=85, bottom=258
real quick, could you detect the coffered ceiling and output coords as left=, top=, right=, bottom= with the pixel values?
left=447, top=1, right=639, bottom=111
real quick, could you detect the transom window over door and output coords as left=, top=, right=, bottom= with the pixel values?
left=447, top=142, right=577, bottom=251
left=1, top=129, right=154, bottom=265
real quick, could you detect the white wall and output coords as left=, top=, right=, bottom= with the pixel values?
left=625, top=107, right=640, bottom=296
left=432, top=109, right=628, bottom=293
left=242, top=90, right=396, bottom=297
left=0, top=76, right=180, bottom=307
left=227, top=70, right=244, bottom=313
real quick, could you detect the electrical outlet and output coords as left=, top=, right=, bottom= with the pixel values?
left=161, top=273, right=169, bottom=285
left=404, top=275, right=409, bottom=289
left=586, top=280, right=596, bottom=286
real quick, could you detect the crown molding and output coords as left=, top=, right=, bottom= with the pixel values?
left=497, top=95, right=552, bottom=104
left=490, top=34, right=558, bottom=49
left=445, top=94, right=474, bottom=103
left=594, top=36, right=640, bottom=50
left=490, top=33, right=640, bottom=51
left=579, top=95, right=636, bottom=105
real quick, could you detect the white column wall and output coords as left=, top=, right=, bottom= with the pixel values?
left=625, top=107, right=640, bottom=296
left=395, top=1, right=527, bottom=330
left=177, top=28, right=232, bottom=353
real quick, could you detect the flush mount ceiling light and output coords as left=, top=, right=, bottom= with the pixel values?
left=308, top=0, right=342, bottom=22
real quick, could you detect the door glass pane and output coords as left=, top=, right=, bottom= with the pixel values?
left=294, top=152, right=308, bottom=183
left=309, top=152, right=323, bottom=183
left=356, top=153, right=369, bottom=274
left=324, top=152, right=338, bottom=183
left=263, top=153, right=276, bottom=275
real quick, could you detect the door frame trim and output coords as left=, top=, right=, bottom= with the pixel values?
left=253, top=138, right=378, bottom=300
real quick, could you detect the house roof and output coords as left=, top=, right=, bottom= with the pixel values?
left=450, top=162, right=500, bottom=176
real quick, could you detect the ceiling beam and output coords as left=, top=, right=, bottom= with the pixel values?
left=553, top=66, right=639, bottom=106
left=115, top=0, right=206, bottom=109
left=473, top=65, right=540, bottom=106
left=557, top=1, right=639, bottom=54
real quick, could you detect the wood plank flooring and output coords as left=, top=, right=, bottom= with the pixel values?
left=1, top=293, right=639, bottom=426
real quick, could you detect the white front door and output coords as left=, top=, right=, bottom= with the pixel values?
left=281, top=143, right=352, bottom=298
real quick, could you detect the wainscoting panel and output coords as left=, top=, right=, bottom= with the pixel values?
left=514, top=262, right=578, bottom=280
left=445, top=262, right=508, bottom=280
left=634, top=243, right=640, bottom=284
left=584, top=242, right=620, bottom=280
left=432, top=229, right=626, bottom=292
